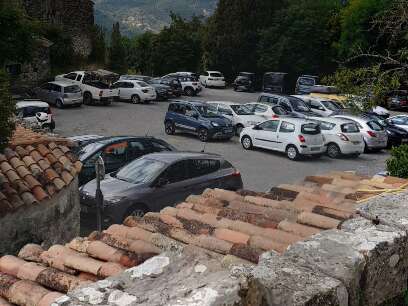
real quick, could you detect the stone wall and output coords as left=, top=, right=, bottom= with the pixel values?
left=0, top=177, right=80, bottom=256
left=22, top=0, right=94, bottom=57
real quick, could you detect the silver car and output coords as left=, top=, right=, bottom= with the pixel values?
left=333, top=114, right=388, bottom=151
left=35, top=81, right=83, bottom=108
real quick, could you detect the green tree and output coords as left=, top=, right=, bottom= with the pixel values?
left=109, top=22, right=127, bottom=73
left=41, top=25, right=75, bottom=69
left=89, top=25, right=106, bottom=64
left=387, top=145, right=408, bottom=179
left=125, top=32, right=155, bottom=75
left=0, top=70, right=15, bottom=150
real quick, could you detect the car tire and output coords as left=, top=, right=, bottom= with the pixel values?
left=327, top=143, right=341, bottom=159
left=83, top=92, right=92, bottom=105
left=241, top=136, right=253, bottom=150
left=184, top=87, right=195, bottom=96
left=198, top=128, right=209, bottom=142
left=123, top=204, right=149, bottom=222
left=235, top=124, right=244, bottom=136
left=286, top=145, right=300, bottom=161
left=165, top=121, right=175, bottom=135
left=56, top=99, right=64, bottom=109
left=131, top=94, right=141, bottom=104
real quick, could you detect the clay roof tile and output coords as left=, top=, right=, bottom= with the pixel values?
left=0, top=162, right=12, bottom=173
left=51, top=148, right=64, bottom=160
left=61, top=171, right=74, bottom=185
left=32, top=186, right=49, bottom=202
left=15, top=165, right=30, bottom=179
left=48, top=142, right=57, bottom=150
left=30, top=150, right=43, bottom=162
left=52, top=178, right=66, bottom=191
left=8, top=157, right=25, bottom=169
left=37, top=144, right=50, bottom=157
left=20, top=192, right=38, bottom=206
left=44, top=169, right=59, bottom=182
left=45, top=153, right=58, bottom=165
left=5, top=170, right=20, bottom=184
left=24, top=175, right=41, bottom=189
left=15, top=146, right=29, bottom=158
left=38, top=159, right=51, bottom=171
left=25, top=145, right=36, bottom=153
left=3, top=148, right=17, bottom=160
left=59, top=145, right=70, bottom=154
left=0, top=154, right=6, bottom=163
left=22, top=156, right=36, bottom=168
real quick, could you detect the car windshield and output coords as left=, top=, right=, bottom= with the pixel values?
left=136, top=81, right=149, bottom=87
left=195, top=105, right=219, bottom=117
left=230, top=104, right=254, bottom=115
left=288, top=97, right=310, bottom=112
left=210, top=72, right=223, bottom=77
left=321, top=100, right=340, bottom=111
left=64, top=85, right=81, bottom=93
left=78, top=142, right=105, bottom=161
left=115, top=158, right=166, bottom=184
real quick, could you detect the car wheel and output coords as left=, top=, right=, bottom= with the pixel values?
left=327, top=143, right=341, bottom=159
left=131, top=94, right=141, bottom=104
left=198, top=128, right=209, bottom=142
left=124, top=204, right=149, bottom=222
left=241, top=136, right=253, bottom=150
left=165, top=121, right=175, bottom=135
left=235, top=124, right=244, bottom=136
left=83, top=92, right=92, bottom=105
left=56, top=99, right=64, bottom=109
left=286, top=145, right=300, bottom=160
left=184, top=87, right=195, bottom=96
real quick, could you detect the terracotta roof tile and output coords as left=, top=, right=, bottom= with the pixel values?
left=0, top=163, right=12, bottom=174
left=15, top=146, right=28, bottom=158
left=30, top=150, right=43, bottom=163
left=45, top=153, right=57, bottom=165
left=0, top=155, right=6, bottom=164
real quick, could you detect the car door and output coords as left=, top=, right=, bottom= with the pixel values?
left=217, top=104, right=235, bottom=123
left=122, top=82, right=135, bottom=100
left=114, top=82, right=127, bottom=100
left=127, top=139, right=149, bottom=162
left=187, top=159, right=223, bottom=194
left=51, top=84, right=62, bottom=104
left=183, top=104, right=200, bottom=132
left=101, top=141, right=129, bottom=174
left=252, top=120, right=280, bottom=150
left=277, top=121, right=296, bottom=152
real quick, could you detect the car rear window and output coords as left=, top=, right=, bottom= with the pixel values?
left=210, top=73, right=223, bottom=77
left=301, top=123, right=321, bottom=135
left=367, top=121, right=384, bottom=131
left=341, top=123, right=360, bottom=133
left=64, top=85, right=81, bottom=93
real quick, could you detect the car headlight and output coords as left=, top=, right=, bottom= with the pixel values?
left=211, top=122, right=220, bottom=127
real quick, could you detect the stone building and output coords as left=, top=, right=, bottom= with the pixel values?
left=0, top=126, right=82, bottom=255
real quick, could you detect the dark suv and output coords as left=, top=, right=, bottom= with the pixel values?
left=151, top=77, right=183, bottom=97
left=164, top=101, right=234, bottom=142
left=233, top=72, right=256, bottom=92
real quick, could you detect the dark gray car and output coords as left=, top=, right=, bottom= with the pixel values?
left=80, top=152, right=243, bottom=225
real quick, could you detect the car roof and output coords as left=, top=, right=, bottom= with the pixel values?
left=16, top=100, right=49, bottom=108
left=270, top=117, right=314, bottom=125
left=308, top=116, right=350, bottom=125
left=207, top=101, right=240, bottom=106
left=170, top=100, right=207, bottom=106
left=207, top=71, right=222, bottom=73
left=333, top=114, right=369, bottom=123
left=144, top=151, right=222, bottom=163
left=48, top=80, right=78, bottom=87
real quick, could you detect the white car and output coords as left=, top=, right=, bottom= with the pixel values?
left=245, top=102, right=290, bottom=119
left=163, top=73, right=202, bottom=96
left=112, top=80, right=156, bottom=103
left=199, top=71, right=226, bottom=88
left=15, top=100, right=55, bottom=131
left=240, top=118, right=326, bottom=160
left=293, top=95, right=342, bottom=117
left=309, top=117, right=364, bottom=158
left=386, top=115, right=408, bottom=132
left=207, top=101, right=264, bottom=135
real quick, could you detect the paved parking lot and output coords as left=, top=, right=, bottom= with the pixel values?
left=54, top=88, right=390, bottom=192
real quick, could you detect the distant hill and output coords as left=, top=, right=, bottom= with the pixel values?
left=94, top=0, right=218, bottom=36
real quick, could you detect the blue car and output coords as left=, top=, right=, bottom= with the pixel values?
left=164, top=101, right=235, bottom=142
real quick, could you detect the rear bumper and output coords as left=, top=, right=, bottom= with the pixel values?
left=63, top=97, right=83, bottom=105
left=365, top=137, right=388, bottom=149
left=339, top=143, right=365, bottom=154
left=207, top=80, right=226, bottom=87
left=299, top=145, right=326, bottom=155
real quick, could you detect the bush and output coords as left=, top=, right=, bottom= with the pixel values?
left=386, top=145, right=408, bottom=179
left=0, top=70, right=15, bottom=150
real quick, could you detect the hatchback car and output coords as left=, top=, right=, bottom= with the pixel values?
left=79, top=152, right=243, bottom=225
left=309, top=117, right=364, bottom=158
left=293, top=95, right=342, bottom=117
left=163, top=74, right=202, bottom=96
left=333, top=114, right=388, bottom=152
left=245, top=102, right=290, bottom=119
left=151, top=77, right=183, bottom=97
left=75, top=136, right=176, bottom=186
left=240, top=118, right=326, bottom=160
left=387, top=115, right=408, bottom=132
left=112, top=80, right=156, bottom=103
left=164, top=101, right=234, bottom=142
left=233, top=72, right=256, bottom=92
left=15, top=100, right=55, bottom=131
left=199, top=71, right=226, bottom=88
left=34, top=81, right=82, bottom=108
left=206, top=101, right=264, bottom=135
left=363, top=114, right=408, bottom=147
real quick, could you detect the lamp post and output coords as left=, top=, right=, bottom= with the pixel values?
left=95, top=156, right=105, bottom=232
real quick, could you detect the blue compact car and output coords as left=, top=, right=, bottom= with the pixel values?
left=164, top=101, right=234, bottom=142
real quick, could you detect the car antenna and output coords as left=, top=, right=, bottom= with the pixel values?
left=201, top=143, right=206, bottom=153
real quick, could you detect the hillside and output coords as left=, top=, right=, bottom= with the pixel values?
left=94, top=0, right=217, bottom=35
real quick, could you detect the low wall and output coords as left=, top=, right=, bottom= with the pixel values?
left=0, top=177, right=80, bottom=255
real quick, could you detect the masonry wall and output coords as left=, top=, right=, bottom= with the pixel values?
left=0, top=177, right=80, bottom=256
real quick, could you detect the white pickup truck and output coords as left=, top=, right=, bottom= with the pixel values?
left=55, top=70, right=118, bottom=105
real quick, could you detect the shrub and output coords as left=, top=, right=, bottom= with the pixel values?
left=0, top=70, right=15, bottom=151
left=386, top=144, right=408, bottom=179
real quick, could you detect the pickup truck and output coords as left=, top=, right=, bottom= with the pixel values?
left=55, top=70, right=118, bottom=105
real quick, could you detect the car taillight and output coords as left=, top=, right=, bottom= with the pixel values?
left=232, top=169, right=241, bottom=177
left=99, top=91, right=103, bottom=97
left=298, top=135, right=306, bottom=143
left=272, top=114, right=279, bottom=118
left=337, top=133, right=349, bottom=141
left=367, top=131, right=377, bottom=137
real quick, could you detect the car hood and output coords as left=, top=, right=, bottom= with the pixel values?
left=239, top=114, right=264, bottom=122
left=202, top=116, right=232, bottom=126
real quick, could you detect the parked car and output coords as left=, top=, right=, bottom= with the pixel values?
left=332, top=114, right=388, bottom=152
left=175, top=72, right=199, bottom=81
left=233, top=72, right=256, bottom=92
left=69, top=135, right=106, bottom=150
left=263, top=72, right=289, bottom=94
left=257, top=93, right=321, bottom=118
left=240, top=118, right=326, bottom=160
left=363, top=114, right=408, bottom=147
left=55, top=71, right=117, bottom=105
left=15, top=100, right=55, bottom=131
left=245, top=102, right=290, bottom=119
left=164, top=101, right=234, bottom=142
left=295, top=75, right=319, bottom=95
left=293, top=95, right=342, bottom=117
left=151, top=77, right=183, bottom=97
left=309, top=117, right=364, bottom=158
left=386, top=115, right=408, bottom=132
left=79, top=152, right=243, bottom=224
left=118, top=75, right=173, bottom=101
left=163, top=73, right=202, bottom=96
left=119, top=75, right=152, bottom=82
left=34, top=81, right=82, bottom=108
left=386, top=90, right=408, bottom=110
left=199, top=71, right=226, bottom=88
left=206, top=101, right=264, bottom=135
left=112, top=80, right=156, bottom=104
left=74, top=136, right=176, bottom=186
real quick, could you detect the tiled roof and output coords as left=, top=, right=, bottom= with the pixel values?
left=0, top=171, right=406, bottom=305
left=0, top=126, right=82, bottom=216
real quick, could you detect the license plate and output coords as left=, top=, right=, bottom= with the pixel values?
left=224, top=128, right=233, bottom=133
left=311, top=147, right=320, bottom=151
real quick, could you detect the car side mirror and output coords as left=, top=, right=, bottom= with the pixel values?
left=318, top=106, right=325, bottom=111
left=155, top=178, right=169, bottom=187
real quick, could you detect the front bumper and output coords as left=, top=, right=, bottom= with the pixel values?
left=209, top=127, right=235, bottom=139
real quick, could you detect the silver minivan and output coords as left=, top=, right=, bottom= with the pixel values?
left=35, top=81, right=83, bottom=108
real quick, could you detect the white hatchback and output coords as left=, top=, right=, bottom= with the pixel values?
left=240, top=118, right=326, bottom=160
left=309, top=117, right=364, bottom=158
left=112, top=80, right=157, bottom=103
left=199, top=71, right=226, bottom=88
left=245, top=102, right=290, bottom=120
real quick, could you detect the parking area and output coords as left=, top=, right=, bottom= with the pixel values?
left=53, top=88, right=390, bottom=192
